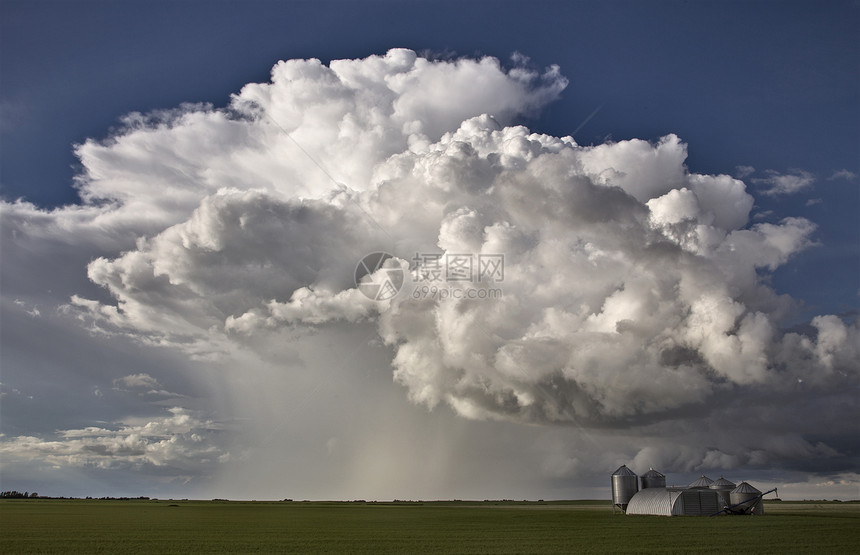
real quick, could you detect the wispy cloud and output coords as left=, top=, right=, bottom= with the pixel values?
left=828, top=169, right=857, bottom=181
left=754, top=169, right=816, bottom=196
left=735, top=165, right=756, bottom=178
left=112, top=373, right=184, bottom=398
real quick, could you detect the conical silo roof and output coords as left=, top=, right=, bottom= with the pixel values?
left=689, top=475, right=714, bottom=488
left=612, top=464, right=637, bottom=476
left=643, top=468, right=665, bottom=479
left=711, top=477, right=736, bottom=489
left=731, top=481, right=761, bottom=494
left=640, top=467, right=667, bottom=490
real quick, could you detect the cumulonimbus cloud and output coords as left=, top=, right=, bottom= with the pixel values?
left=3, top=49, right=857, bottom=434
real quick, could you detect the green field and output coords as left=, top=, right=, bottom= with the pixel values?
left=2, top=499, right=858, bottom=553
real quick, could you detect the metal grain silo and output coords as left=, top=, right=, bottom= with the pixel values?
left=688, top=475, right=714, bottom=488
left=611, top=465, right=639, bottom=513
left=710, top=477, right=736, bottom=508
left=730, top=481, right=763, bottom=514
left=640, top=468, right=666, bottom=490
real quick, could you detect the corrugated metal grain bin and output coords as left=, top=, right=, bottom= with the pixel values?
left=710, top=477, right=736, bottom=508
left=730, top=482, right=764, bottom=515
left=640, top=468, right=666, bottom=490
left=611, top=465, right=639, bottom=512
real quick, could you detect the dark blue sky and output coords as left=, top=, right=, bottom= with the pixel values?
left=2, top=0, right=858, bottom=316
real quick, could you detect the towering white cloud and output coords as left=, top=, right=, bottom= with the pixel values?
left=2, top=50, right=857, bottom=489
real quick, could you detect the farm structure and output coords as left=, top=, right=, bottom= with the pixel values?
left=611, top=465, right=774, bottom=516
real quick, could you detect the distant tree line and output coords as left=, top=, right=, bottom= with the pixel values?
left=1, top=491, right=38, bottom=498
left=81, top=495, right=152, bottom=501
left=1, top=491, right=152, bottom=500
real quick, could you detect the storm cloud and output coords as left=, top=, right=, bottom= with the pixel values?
left=2, top=50, right=857, bottom=498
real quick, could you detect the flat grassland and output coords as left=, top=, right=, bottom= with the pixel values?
left=1, top=499, right=858, bottom=553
